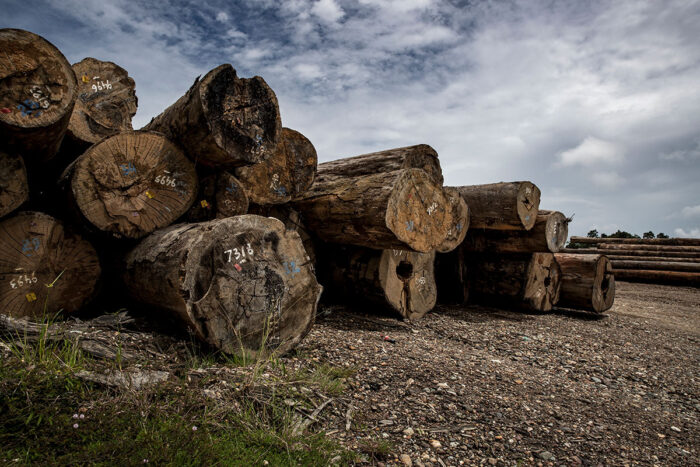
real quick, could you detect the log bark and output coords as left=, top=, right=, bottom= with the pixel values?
left=319, top=244, right=436, bottom=320
left=602, top=255, right=700, bottom=263
left=598, top=243, right=700, bottom=253
left=434, top=248, right=469, bottom=305
left=454, top=182, right=540, bottom=231
left=65, top=57, right=137, bottom=151
left=569, top=236, right=700, bottom=247
left=0, top=151, right=29, bottom=218
left=317, top=144, right=443, bottom=185
left=234, top=127, right=317, bottom=205
left=0, top=28, right=77, bottom=161
left=143, top=64, right=281, bottom=168
left=248, top=204, right=317, bottom=265
left=613, top=269, right=700, bottom=287
left=560, top=248, right=700, bottom=259
left=123, top=215, right=321, bottom=356
left=61, top=131, right=198, bottom=239
left=186, top=172, right=248, bottom=222
left=435, top=187, right=470, bottom=253
left=553, top=253, right=614, bottom=313
left=609, top=260, right=700, bottom=273
left=293, top=168, right=452, bottom=252
left=468, top=253, right=561, bottom=312
left=464, top=210, right=568, bottom=253
left=0, top=211, right=100, bottom=319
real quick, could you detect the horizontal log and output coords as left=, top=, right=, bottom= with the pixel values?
left=604, top=255, right=700, bottom=263
left=0, top=151, right=28, bottom=218
left=186, top=172, right=248, bottom=222
left=598, top=243, right=700, bottom=253
left=247, top=204, right=317, bottom=266
left=464, top=210, right=568, bottom=253
left=610, top=260, right=700, bottom=273
left=560, top=248, right=700, bottom=259
left=435, top=187, right=470, bottom=254
left=454, top=182, right=540, bottom=231
left=553, top=253, right=614, bottom=313
left=570, top=236, right=700, bottom=247
left=614, top=269, right=700, bottom=287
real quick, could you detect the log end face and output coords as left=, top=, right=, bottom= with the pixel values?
left=436, top=188, right=470, bottom=253
left=524, top=253, right=561, bottom=312
left=0, top=151, right=29, bottom=218
left=593, top=255, right=615, bottom=312
left=517, top=182, right=541, bottom=230
left=545, top=211, right=569, bottom=253
left=379, top=250, right=436, bottom=320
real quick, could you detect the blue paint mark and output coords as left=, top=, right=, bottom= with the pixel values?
left=456, top=222, right=463, bottom=232
left=119, top=162, right=137, bottom=176
left=274, top=186, right=288, bottom=196
left=284, top=261, right=300, bottom=277
left=225, top=182, right=237, bottom=194
left=525, top=215, right=530, bottom=221
left=22, top=237, right=40, bottom=257
left=17, top=100, right=41, bottom=118
left=255, top=134, right=263, bottom=147
left=405, top=220, right=414, bottom=231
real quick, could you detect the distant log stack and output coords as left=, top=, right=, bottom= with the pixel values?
left=612, top=270, right=700, bottom=286
left=553, top=253, right=614, bottom=313
left=61, top=131, right=198, bottom=239
left=65, top=57, right=137, bottom=151
left=320, top=244, right=437, bottom=320
left=293, top=168, right=452, bottom=252
left=455, top=182, right=540, bottom=231
left=569, top=237, right=700, bottom=247
left=123, top=215, right=321, bottom=356
left=0, top=151, right=29, bottom=218
left=467, top=253, right=561, bottom=312
left=186, top=172, right=248, bottom=222
left=0, top=212, right=100, bottom=319
left=234, top=127, right=317, bottom=205
left=0, top=29, right=77, bottom=161
left=560, top=248, right=700, bottom=259
left=435, top=187, right=470, bottom=253
left=143, top=64, right=281, bottom=168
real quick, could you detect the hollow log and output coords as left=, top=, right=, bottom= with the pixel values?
left=0, top=28, right=77, bottom=161
left=553, top=253, right=614, bottom=313
left=609, top=260, right=700, bottom=273
left=248, top=204, right=317, bottom=265
left=560, top=248, right=700, bottom=259
left=317, top=144, right=443, bottom=185
left=0, top=151, right=29, bottom=218
left=143, top=64, right=281, bottom=168
left=186, top=172, right=248, bottom=222
left=123, top=215, right=321, bottom=356
left=468, top=253, right=561, bottom=312
left=598, top=243, right=700, bottom=253
left=64, top=57, right=137, bottom=151
left=435, top=187, right=470, bottom=253
left=234, top=128, right=317, bottom=205
left=464, top=210, right=568, bottom=253
left=454, top=182, right=540, bottom=231
left=613, top=269, right=700, bottom=287
left=569, top=236, right=700, bottom=247
left=319, top=244, right=436, bottom=320
left=61, top=131, right=198, bottom=239
left=434, top=248, right=469, bottom=305
left=0, top=211, right=100, bottom=319
left=293, top=168, right=452, bottom=252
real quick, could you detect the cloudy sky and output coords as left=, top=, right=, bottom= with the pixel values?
left=4, top=0, right=699, bottom=237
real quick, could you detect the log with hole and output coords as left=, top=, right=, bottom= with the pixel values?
left=553, top=253, right=615, bottom=313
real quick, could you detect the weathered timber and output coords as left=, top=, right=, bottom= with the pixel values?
left=613, top=269, right=700, bottom=287
left=0, top=29, right=77, bottom=161
left=468, top=253, right=561, bottom=312
left=604, top=255, right=700, bottom=263
left=320, top=244, right=436, bottom=320
left=65, top=57, right=137, bottom=151
left=435, top=187, right=470, bottom=253
left=248, top=204, right=317, bottom=265
left=553, top=253, right=614, bottom=313
left=186, top=172, right=248, bottom=222
left=317, top=144, right=443, bottom=185
left=0, top=211, right=100, bottom=319
left=454, top=182, right=540, bottom=231
left=598, top=243, right=700, bottom=253
left=609, top=260, right=700, bottom=273
left=235, top=128, right=317, bottom=205
left=62, top=131, right=198, bottom=239
left=434, top=247, right=469, bottom=305
left=560, top=248, right=700, bottom=259
left=293, top=168, right=452, bottom=252
left=143, top=64, right=281, bottom=168
left=570, top=236, right=700, bottom=247
left=0, top=151, right=29, bottom=217
left=464, top=210, right=568, bottom=253
left=123, top=215, right=321, bottom=356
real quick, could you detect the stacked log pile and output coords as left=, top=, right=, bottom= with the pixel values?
left=564, top=237, right=700, bottom=286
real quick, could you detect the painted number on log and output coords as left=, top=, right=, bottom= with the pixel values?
left=92, top=80, right=112, bottom=92
left=155, top=173, right=177, bottom=187
left=21, top=237, right=41, bottom=257
left=225, top=243, right=254, bottom=264
left=10, top=271, right=38, bottom=289
left=427, top=203, right=438, bottom=215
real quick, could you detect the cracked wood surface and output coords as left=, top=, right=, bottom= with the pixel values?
left=186, top=172, right=248, bottom=222
left=554, top=253, right=615, bottom=313
left=435, top=187, right=470, bottom=253
left=454, top=182, right=540, bottom=231
left=0, top=151, right=28, bottom=218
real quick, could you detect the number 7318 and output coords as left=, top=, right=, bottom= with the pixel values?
left=225, top=243, right=254, bottom=263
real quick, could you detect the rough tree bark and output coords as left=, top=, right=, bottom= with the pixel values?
left=143, top=64, right=281, bottom=168
left=468, top=253, right=561, bottom=312
left=0, top=211, right=100, bottom=319
left=569, top=237, right=700, bottom=247
left=560, top=248, right=700, bottom=259
left=613, top=269, right=700, bottom=287
left=293, top=168, right=452, bottom=252
left=186, top=172, right=248, bottom=222
left=604, top=256, right=700, bottom=263
left=61, top=131, right=198, bottom=239
left=608, top=260, right=700, bottom=273
left=0, top=28, right=77, bottom=161
left=435, top=187, right=470, bottom=253
left=234, top=127, right=317, bottom=205
left=598, top=243, right=700, bottom=253
left=454, top=182, right=540, bottom=230
left=463, top=210, right=568, bottom=253
left=123, top=215, right=321, bottom=356
left=553, top=253, right=615, bottom=313
left=0, top=151, right=29, bottom=218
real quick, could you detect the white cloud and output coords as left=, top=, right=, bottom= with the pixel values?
left=590, top=171, right=625, bottom=189
left=216, top=11, right=229, bottom=23
left=311, top=0, right=344, bottom=24
left=558, top=137, right=625, bottom=167
left=681, top=205, right=700, bottom=218
left=674, top=228, right=700, bottom=238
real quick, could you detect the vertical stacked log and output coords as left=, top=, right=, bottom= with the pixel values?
left=186, top=172, right=249, bottom=222
left=554, top=253, right=615, bottom=313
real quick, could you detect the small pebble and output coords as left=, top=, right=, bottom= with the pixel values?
left=403, top=427, right=415, bottom=436
left=430, top=439, right=441, bottom=448
left=671, top=426, right=681, bottom=432
left=539, top=451, right=554, bottom=461
left=591, top=377, right=602, bottom=384
left=399, top=454, right=413, bottom=466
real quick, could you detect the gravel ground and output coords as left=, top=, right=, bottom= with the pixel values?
left=296, top=281, right=700, bottom=466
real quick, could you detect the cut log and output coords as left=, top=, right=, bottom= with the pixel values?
left=317, top=144, right=443, bottom=185
left=608, top=260, right=700, bottom=273
left=553, top=253, right=614, bottom=313
left=123, top=215, right=321, bottom=356
left=234, top=128, right=317, bottom=205
left=0, top=211, right=100, bottom=319
left=434, top=248, right=469, bottom=305
left=320, top=244, right=436, bottom=320
left=435, top=187, right=470, bottom=253
left=0, top=151, right=29, bottom=218
left=613, top=269, right=700, bottom=287
left=569, top=236, right=700, bottom=247
left=598, top=243, right=700, bottom=253
left=143, top=64, right=281, bottom=168
left=61, top=131, right=198, bottom=239
left=603, top=255, right=700, bottom=263
left=65, top=57, right=137, bottom=151
left=454, top=182, right=540, bottom=231
left=464, top=210, right=568, bottom=253
left=0, top=28, right=77, bottom=161
left=186, top=172, right=248, bottom=222
left=248, top=204, right=317, bottom=265
left=293, top=168, right=452, bottom=252
left=468, top=253, right=561, bottom=312
left=560, top=248, right=700, bottom=259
